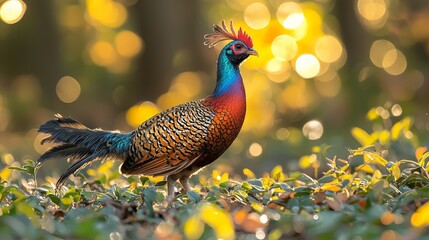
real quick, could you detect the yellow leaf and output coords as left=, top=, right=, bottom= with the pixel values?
left=212, top=170, right=220, bottom=180
left=299, top=154, right=317, bottom=169
left=378, top=130, right=390, bottom=145
left=411, top=201, right=429, bottom=228
left=364, top=152, right=388, bottom=166
left=61, top=196, right=73, bottom=206
left=212, top=170, right=229, bottom=185
left=0, top=167, right=11, bottom=180
left=391, top=121, right=402, bottom=140
left=373, top=169, right=382, bottom=179
left=200, top=203, right=235, bottom=240
left=243, top=168, right=256, bottom=179
left=391, top=117, right=412, bottom=141
left=148, top=176, right=164, bottom=183
left=299, top=155, right=312, bottom=169
left=184, top=215, right=204, bottom=240
left=416, top=147, right=427, bottom=160
left=392, top=162, right=401, bottom=180
left=418, top=152, right=429, bottom=168
left=351, top=127, right=370, bottom=146
left=355, top=164, right=374, bottom=174
left=402, top=117, right=411, bottom=131
left=271, top=165, right=284, bottom=181
left=262, top=176, right=274, bottom=189
left=87, top=169, right=96, bottom=177
left=367, top=108, right=379, bottom=121
left=220, top=173, right=229, bottom=182
left=320, top=184, right=342, bottom=192
left=312, top=146, right=321, bottom=153
left=98, top=161, right=114, bottom=174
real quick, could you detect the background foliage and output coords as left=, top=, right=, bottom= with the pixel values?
left=1, top=0, right=429, bottom=239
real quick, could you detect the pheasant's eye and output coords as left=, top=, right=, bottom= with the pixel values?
left=234, top=44, right=243, bottom=50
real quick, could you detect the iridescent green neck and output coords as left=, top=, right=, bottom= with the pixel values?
left=213, top=46, right=243, bottom=97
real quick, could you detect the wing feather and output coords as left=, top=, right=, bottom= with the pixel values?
left=120, top=100, right=215, bottom=176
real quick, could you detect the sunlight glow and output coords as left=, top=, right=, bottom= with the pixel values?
left=115, top=30, right=143, bottom=58
left=56, top=76, right=81, bottom=103
left=357, top=0, right=387, bottom=21
left=271, top=35, right=298, bottom=61
left=277, top=2, right=304, bottom=30
left=384, top=49, right=407, bottom=76
left=302, top=120, right=324, bottom=140
left=90, top=41, right=117, bottom=67
left=126, top=101, right=159, bottom=128
left=370, top=39, right=395, bottom=68
left=276, top=128, right=290, bottom=140
left=295, top=54, right=320, bottom=79
left=315, top=36, right=343, bottom=63
left=0, top=0, right=26, bottom=24
left=244, top=2, right=270, bottom=30
left=86, top=0, right=127, bottom=28
left=391, top=104, right=402, bottom=117
left=249, top=143, right=263, bottom=157
left=370, top=40, right=407, bottom=75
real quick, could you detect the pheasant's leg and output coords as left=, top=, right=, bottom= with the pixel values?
left=167, top=175, right=176, bottom=202
left=179, top=176, right=191, bottom=194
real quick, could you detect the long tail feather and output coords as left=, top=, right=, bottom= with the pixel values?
left=56, top=153, right=101, bottom=188
left=38, top=144, right=88, bottom=163
left=38, top=114, right=132, bottom=188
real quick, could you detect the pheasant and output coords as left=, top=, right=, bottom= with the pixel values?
left=37, top=20, right=257, bottom=199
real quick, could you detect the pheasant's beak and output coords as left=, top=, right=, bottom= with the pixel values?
left=247, top=49, right=259, bottom=57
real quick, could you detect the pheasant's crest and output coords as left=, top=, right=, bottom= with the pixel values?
left=204, top=20, right=253, bottom=48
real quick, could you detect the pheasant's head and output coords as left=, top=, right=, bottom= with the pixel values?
left=204, top=20, right=258, bottom=66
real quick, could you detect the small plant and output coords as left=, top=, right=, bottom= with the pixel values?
left=0, top=106, right=429, bottom=239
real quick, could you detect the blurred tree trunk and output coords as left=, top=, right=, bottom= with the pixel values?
left=129, top=0, right=208, bottom=106
left=0, top=0, right=62, bottom=130
left=335, top=1, right=375, bottom=123
left=27, top=0, right=62, bottom=104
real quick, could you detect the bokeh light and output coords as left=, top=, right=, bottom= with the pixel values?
left=56, top=76, right=81, bottom=103
left=302, top=120, right=324, bottom=140
left=276, top=128, right=290, bottom=140
left=126, top=101, right=160, bottom=128
left=384, top=49, right=407, bottom=75
left=277, top=2, right=305, bottom=30
left=370, top=40, right=407, bottom=75
left=249, top=142, right=263, bottom=157
left=295, top=54, right=320, bottom=79
left=370, top=40, right=395, bottom=68
left=244, top=2, right=270, bottom=30
left=271, top=35, right=298, bottom=61
left=391, top=104, right=402, bottom=117
left=357, top=0, right=387, bottom=21
left=0, top=0, right=26, bottom=24
left=157, top=72, right=203, bottom=109
left=86, top=0, right=127, bottom=28
left=315, top=74, right=341, bottom=97
left=315, top=36, right=343, bottom=63
left=115, top=30, right=144, bottom=58
left=90, top=41, right=117, bottom=67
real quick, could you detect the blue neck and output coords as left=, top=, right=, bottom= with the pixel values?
left=213, top=48, right=243, bottom=97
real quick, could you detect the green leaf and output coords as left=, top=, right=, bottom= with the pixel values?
left=140, top=176, right=149, bottom=185
left=155, top=180, right=167, bottom=187
left=187, top=191, right=201, bottom=203
left=318, top=175, right=336, bottom=184
left=47, top=194, right=62, bottom=206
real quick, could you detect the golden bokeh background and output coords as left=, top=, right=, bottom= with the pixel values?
left=1, top=0, right=429, bottom=176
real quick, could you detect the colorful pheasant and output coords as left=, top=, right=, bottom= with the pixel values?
left=37, top=20, right=257, bottom=198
